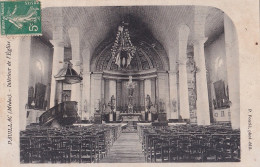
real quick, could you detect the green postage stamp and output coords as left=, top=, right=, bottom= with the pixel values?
left=0, top=0, right=41, bottom=35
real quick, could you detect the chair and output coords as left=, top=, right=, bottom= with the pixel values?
left=204, top=149, right=223, bottom=162
left=189, top=143, right=203, bottom=162
left=50, top=137, right=70, bottom=163
left=68, top=136, right=82, bottom=163
left=177, top=139, right=191, bottom=161
left=20, top=137, right=31, bottom=163
left=153, top=137, right=164, bottom=162
left=81, top=138, right=94, bottom=163
left=146, top=134, right=159, bottom=162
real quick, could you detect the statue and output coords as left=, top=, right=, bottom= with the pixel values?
left=95, top=99, right=101, bottom=113
left=128, top=86, right=134, bottom=97
left=186, top=54, right=196, bottom=73
left=172, top=99, right=177, bottom=112
left=106, top=102, right=112, bottom=113
left=110, top=95, right=116, bottom=113
left=128, top=103, right=133, bottom=113
left=125, top=76, right=136, bottom=91
left=158, top=99, right=165, bottom=113
left=145, top=95, right=153, bottom=113
left=213, top=99, right=217, bottom=109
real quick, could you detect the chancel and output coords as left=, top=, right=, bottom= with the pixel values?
left=19, top=6, right=240, bottom=163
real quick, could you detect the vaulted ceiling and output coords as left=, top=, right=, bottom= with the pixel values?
left=41, top=6, right=224, bottom=59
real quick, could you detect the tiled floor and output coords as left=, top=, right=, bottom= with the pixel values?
left=100, top=132, right=145, bottom=163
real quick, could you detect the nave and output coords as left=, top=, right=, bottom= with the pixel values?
left=100, top=133, right=145, bottom=163
left=138, top=123, right=240, bottom=162
left=20, top=123, right=240, bottom=163
left=20, top=124, right=122, bottom=163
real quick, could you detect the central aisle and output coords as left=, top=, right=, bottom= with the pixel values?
left=100, top=132, right=145, bottom=163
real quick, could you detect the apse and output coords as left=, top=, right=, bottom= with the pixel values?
left=90, top=15, right=169, bottom=72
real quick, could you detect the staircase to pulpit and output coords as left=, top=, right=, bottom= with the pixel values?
left=39, top=101, right=80, bottom=127
left=39, top=60, right=82, bottom=127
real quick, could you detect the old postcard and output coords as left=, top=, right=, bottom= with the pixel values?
left=0, top=0, right=259, bottom=166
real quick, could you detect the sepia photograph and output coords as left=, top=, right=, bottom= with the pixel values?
left=19, top=5, right=240, bottom=163
left=0, top=0, right=259, bottom=166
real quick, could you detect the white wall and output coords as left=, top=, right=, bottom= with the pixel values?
left=205, top=33, right=229, bottom=114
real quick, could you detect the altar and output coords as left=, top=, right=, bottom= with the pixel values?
left=120, top=113, right=142, bottom=122
left=101, top=75, right=160, bottom=125
left=119, top=113, right=142, bottom=132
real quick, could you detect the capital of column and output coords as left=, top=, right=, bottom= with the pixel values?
left=91, top=72, right=103, bottom=79
left=82, top=47, right=90, bottom=55
left=71, top=59, right=81, bottom=66
left=169, top=65, right=178, bottom=74
left=178, top=57, right=188, bottom=65
left=50, top=39, right=64, bottom=47
left=168, top=70, right=178, bottom=75
left=191, top=37, right=208, bottom=46
left=109, top=79, right=117, bottom=82
left=178, top=24, right=190, bottom=42
left=157, top=72, right=168, bottom=78
left=83, top=71, right=91, bottom=75
left=194, top=6, right=209, bottom=19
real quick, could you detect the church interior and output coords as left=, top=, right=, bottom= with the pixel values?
left=19, top=6, right=240, bottom=163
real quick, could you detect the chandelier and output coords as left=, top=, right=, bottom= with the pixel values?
left=111, top=22, right=136, bottom=69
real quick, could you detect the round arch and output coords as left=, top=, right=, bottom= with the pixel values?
left=90, top=26, right=169, bottom=72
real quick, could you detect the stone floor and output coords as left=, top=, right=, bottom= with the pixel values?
left=100, top=132, right=145, bottom=163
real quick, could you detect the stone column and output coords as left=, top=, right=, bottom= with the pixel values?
left=193, top=6, right=210, bottom=125
left=83, top=71, right=91, bottom=120
left=157, top=72, right=170, bottom=119
left=144, top=79, right=152, bottom=112
left=178, top=25, right=190, bottom=120
left=69, top=28, right=82, bottom=119
left=116, top=80, right=122, bottom=114
left=71, top=60, right=82, bottom=115
left=49, top=40, right=64, bottom=108
left=150, top=78, right=156, bottom=104
left=109, top=79, right=117, bottom=110
left=90, top=73, right=102, bottom=118
left=101, top=77, right=105, bottom=103
left=82, top=48, right=91, bottom=120
left=139, top=80, right=145, bottom=107
left=116, top=80, right=121, bottom=106
left=169, top=71, right=179, bottom=119
left=168, top=44, right=179, bottom=120
left=49, top=8, right=64, bottom=108
left=224, top=14, right=240, bottom=129
left=19, top=37, right=31, bottom=130
left=193, top=38, right=210, bottom=125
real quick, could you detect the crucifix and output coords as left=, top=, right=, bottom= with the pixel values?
left=125, top=76, right=137, bottom=113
